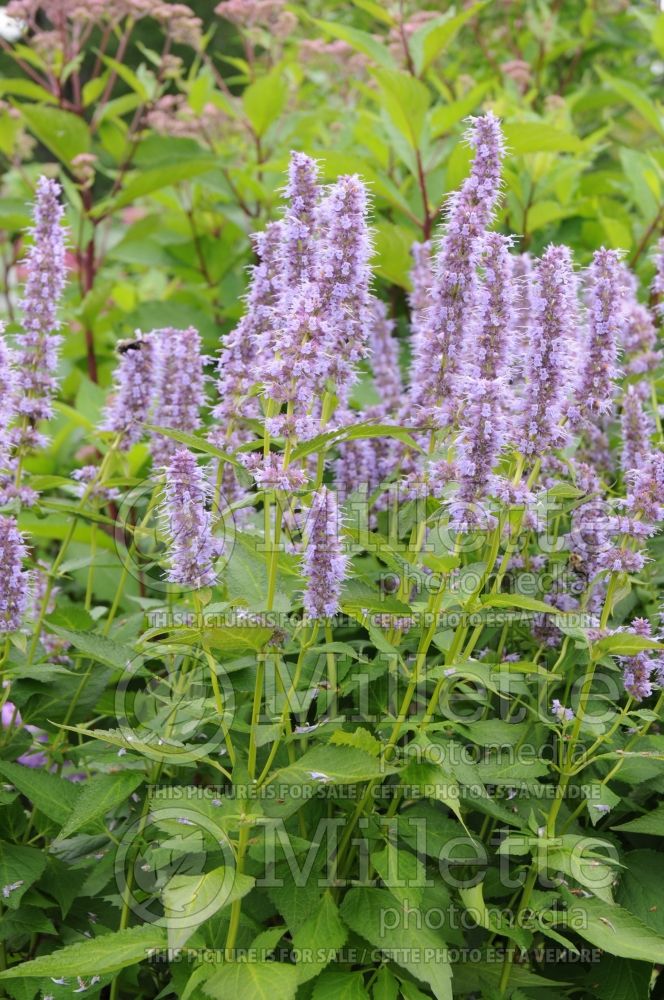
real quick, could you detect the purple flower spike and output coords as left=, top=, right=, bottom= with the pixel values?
left=368, top=298, right=402, bottom=415
left=281, top=151, right=320, bottom=286
left=302, top=486, right=347, bottom=618
left=163, top=449, right=221, bottom=589
left=625, top=450, right=664, bottom=523
left=408, top=240, right=433, bottom=359
left=409, top=112, right=505, bottom=426
left=653, top=237, right=664, bottom=320
left=468, top=232, right=515, bottom=381
left=517, top=244, right=578, bottom=457
left=151, top=327, right=206, bottom=465
left=316, top=173, right=372, bottom=399
left=621, top=384, right=653, bottom=475
left=451, top=376, right=507, bottom=526
left=0, top=325, right=18, bottom=472
left=571, top=248, right=623, bottom=425
left=102, top=333, right=157, bottom=448
left=622, top=618, right=657, bottom=702
left=0, top=516, right=30, bottom=633
left=211, top=220, right=284, bottom=445
left=14, top=176, right=67, bottom=449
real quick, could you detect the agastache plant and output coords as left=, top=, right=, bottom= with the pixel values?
left=163, top=448, right=221, bottom=588
left=0, top=516, right=30, bottom=633
left=302, top=486, right=347, bottom=618
left=151, top=327, right=206, bottom=465
left=102, top=333, right=157, bottom=448
left=570, top=247, right=623, bottom=426
left=517, top=244, right=578, bottom=457
left=409, top=112, right=505, bottom=428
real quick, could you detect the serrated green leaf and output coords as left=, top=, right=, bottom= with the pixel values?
left=203, top=960, right=299, bottom=999
left=292, top=893, right=347, bottom=983
left=0, top=925, right=166, bottom=979
left=58, top=771, right=144, bottom=840
left=0, top=762, right=79, bottom=826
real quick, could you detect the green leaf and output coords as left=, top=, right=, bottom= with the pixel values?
left=341, top=887, right=452, bottom=1000
left=94, top=158, right=216, bottom=214
left=429, top=82, right=493, bottom=137
left=410, top=3, right=487, bottom=75
left=203, top=960, right=299, bottom=999
left=18, top=103, right=90, bottom=163
left=163, top=867, right=255, bottom=950
left=373, top=68, right=430, bottom=148
left=479, top=593, right=558, bottom=614
left=330, top=728, right=382, bottom=757
left=313, top=19, right=397, bottom=70
left=145, top=426, right=242, bottom=468
left=58, top=771, right=144, bottom=840
left=243, top=71, right=287, bottom=137
left=0, top=762, right=79, bottom=826
left=372, top=841, right=426, bottom=907
left=503, top=122, right=584, bottom=154
left=0, top=925, right=167, bottom=980
left=372, top=966, right=399, bottom=1000
left=612, top=803, right=664, bottom=835
left=594, top=634, right=664, bottom=657
left=312, top=971, right=370, bottom=999
left=292, top=893, right=347, bottom=983
left=598, top=69, right=664, bottom=137
left=46, top=625, right=134, bottom=669
left=0, top=843, right=47, bottom=911
left=555, top=889, right=664, bottom=962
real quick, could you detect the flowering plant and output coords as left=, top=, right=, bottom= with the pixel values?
left=0, top=4, right=664, bottom=1000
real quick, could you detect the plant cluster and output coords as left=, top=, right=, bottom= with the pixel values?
left=0, top=3, right=663, bottom=1000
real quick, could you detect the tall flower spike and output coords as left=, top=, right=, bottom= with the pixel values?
left=0, top=325, right=18, bottom=474
left=302, top=486, right=347, bottom=618
left=621, top=385, right=654, bottom=475
left=280, top=151, right=320, bottom=286
left=571, top=248, right=623, bottom=425
left=368, top=298, right=402, bottom=415
left=408, top=240, right=433, bottom=360
left=211, top=220, right=284, bottom=445
left=151, top=327, right=206, bottom=465
left=0, top=516, right=30, bottom=633
left=409, top=113, right=505, bottom=427
left=653, top=237, right=664, bottom=321
left=14, top=176, right=67, bottom=451
left=517, top=244, right=578, bottom=457
left=466, top=232, right=515, bottom=381
left=316, top=173, right=372, bottom=399
left=102, top=333, right=157, bottom=448
left=163, top=449, right=221, bottom=588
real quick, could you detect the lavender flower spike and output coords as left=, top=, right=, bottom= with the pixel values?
left=210, top=220, right=284, bottom=445
left=517, top=244, right=578, bottom=457
left=368, top=298, right=402, bottom=415
left=409, top=112, right=506, bottom=426
left=14, top=176, right=67, bottom=450
left=280, top=151, right=320, bottom=286
left=0, top=325, right=18, bottom=473
left=408, top=240, right=433, bottom=360
left=302, top=486, right=347, bottom=618
left=151, top=327, right=206, bottom=465
left=622, top=618, right=656, bottom=702
left=102, top=333, right=156, bottom=448
left=163, top=449, right=221, bottom=588
left=0, top=516, right=30, bottom=633
left=466, top=232, right=515, bottom=381
left=315, top=173, right=372, bottom=399
left=653, top=237, right=664, bottom=320
left=621, top=384, right=653, bottom=475
left=571, top=248, right=623, bottom=425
